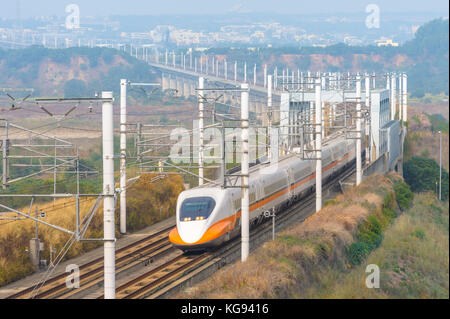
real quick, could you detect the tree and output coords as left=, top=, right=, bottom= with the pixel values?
left=404, top=156, right=449, bottom=200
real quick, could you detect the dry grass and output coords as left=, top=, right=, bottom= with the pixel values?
left=406, top=105, right=449, bottom=170
left=0, top=173, right=184, bottom=287
left=317, top=193, right=449, bottom=299
left=175, top=174, right=395, bottom=299
left=0, top=196, right=101, bottom=286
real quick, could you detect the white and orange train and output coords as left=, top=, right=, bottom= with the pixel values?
left=169, top=136, right=357, bottom=251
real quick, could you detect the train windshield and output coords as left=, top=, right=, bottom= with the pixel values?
left=180, top=197, right=216, bottom=221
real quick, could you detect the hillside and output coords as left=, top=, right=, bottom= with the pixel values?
left=176, top=174, right=448, bottom=299
left=0, top=46, right=159, bottom=97
left=0, top=18, right=447, bottom=100
left=209, top=18, right=449, bottom=98
left=405, top=104, right=449, bottom=171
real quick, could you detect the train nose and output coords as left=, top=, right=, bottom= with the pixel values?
left=178, top=220, right=208, bottom=244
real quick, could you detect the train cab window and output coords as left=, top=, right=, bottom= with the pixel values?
left=180, top=197, right=216, bottom=222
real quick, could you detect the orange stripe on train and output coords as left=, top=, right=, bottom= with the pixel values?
left=170, top=153, right=350, bottom=246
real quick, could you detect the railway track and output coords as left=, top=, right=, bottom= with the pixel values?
left=98, top=253, right=211, bottom=299
left=6, top=162, right=356, bottom=300
left=102, top=163, right=357, bottom=300
left=6, top=225, right=175, bottom=299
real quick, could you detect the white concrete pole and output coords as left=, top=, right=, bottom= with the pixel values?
left=241, top=83, right=250, bottom=262
left=321, top=102, right=325, bottom=139
left=439, top=130, right=442, bottom=200
left=402, top=74, right=408, bottom=123
left=286, top=68, right=289, bottom=88
left=102, top=91, right=116, bottom=299
left=119, top=80, right=127, bottom=234
left=224, top=60, right=228, bottom=80
left=365, top=74, right=371, bottom=164
left=2, top=120, right=9, bottom=189
left=253, top=64, right=256, bottom=86
left=356, top=75, right=362, bottom=186
left=190, top=52, right=192, bottom=69
left=347, top=72, right=351, bottom=89
left=291, top=70, right=295, bottom=90
left=315, top=78, right=322, bottom=212
left=300, top=72, right=304, bottom=90
left=307, top=71, right=311, bottom=89
left=274, top=67, right=278, bottom=90
left=264, top=64, right=267, bottom=88
left=172, top=52, right=175, bottom=68
left=267, top=75, right=273, bottom=161
left=391, top=73, right=396, bottom=120
left=198, top=77, right=205, bottom=186
left=398, top=73, right=403, bottom=122
left=217, top=59, right=219, bottom=77
left=328, top=103, right=332, bottom=133
left=244, top=62, right=247, bottom=83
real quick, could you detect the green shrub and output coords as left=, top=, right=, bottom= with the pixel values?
left=394, top=182, right=414, bottom=210
left=346, top=190, right=398, bottom=266
left=346, top=242, right=371, bottom=265
left=412, top=228, right=426, bottom=239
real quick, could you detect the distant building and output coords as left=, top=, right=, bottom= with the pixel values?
left=376, top=39, right=399, bottom=47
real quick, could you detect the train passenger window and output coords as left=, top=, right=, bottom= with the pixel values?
left=180, top=197, right=216, bottom=221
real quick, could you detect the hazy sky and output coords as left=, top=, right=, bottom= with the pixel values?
left=1, top=0, right=448, bottom=18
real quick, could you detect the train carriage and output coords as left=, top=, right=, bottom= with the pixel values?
left=169, top=136, right=357, bottom=251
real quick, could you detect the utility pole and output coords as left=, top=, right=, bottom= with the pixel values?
left=198, top=77, right=205, bottom=186
left=356, top=75, right=362, bottom=186
left=365, top=74, right=371, bottom=164
left=402, top=74, right=408, bottom=124
left=244, top=62, right=247, bottom=83
left=53, top=137, right=56, bottom=202
left=315, top=78, right=322, bottom=212
left=267, top=75, right=273, bottom=161
left=2, top=120, right=9, bottom=189
left=391, top=73, right=396, bottom=120
left=241, top=83, right=249, bottom=262
left=224, top=60, right=227, bottom=80
left=264, top=64, right=267, bottom=88
left=439, top=130, right=442, bottom=201
left=398, top=72, right=403, bottom=122
left=102, top=91, right=116, bottom=299
left=120, top=79, right=127, bottom=234
left=29, top=206, right=40, bottom=270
